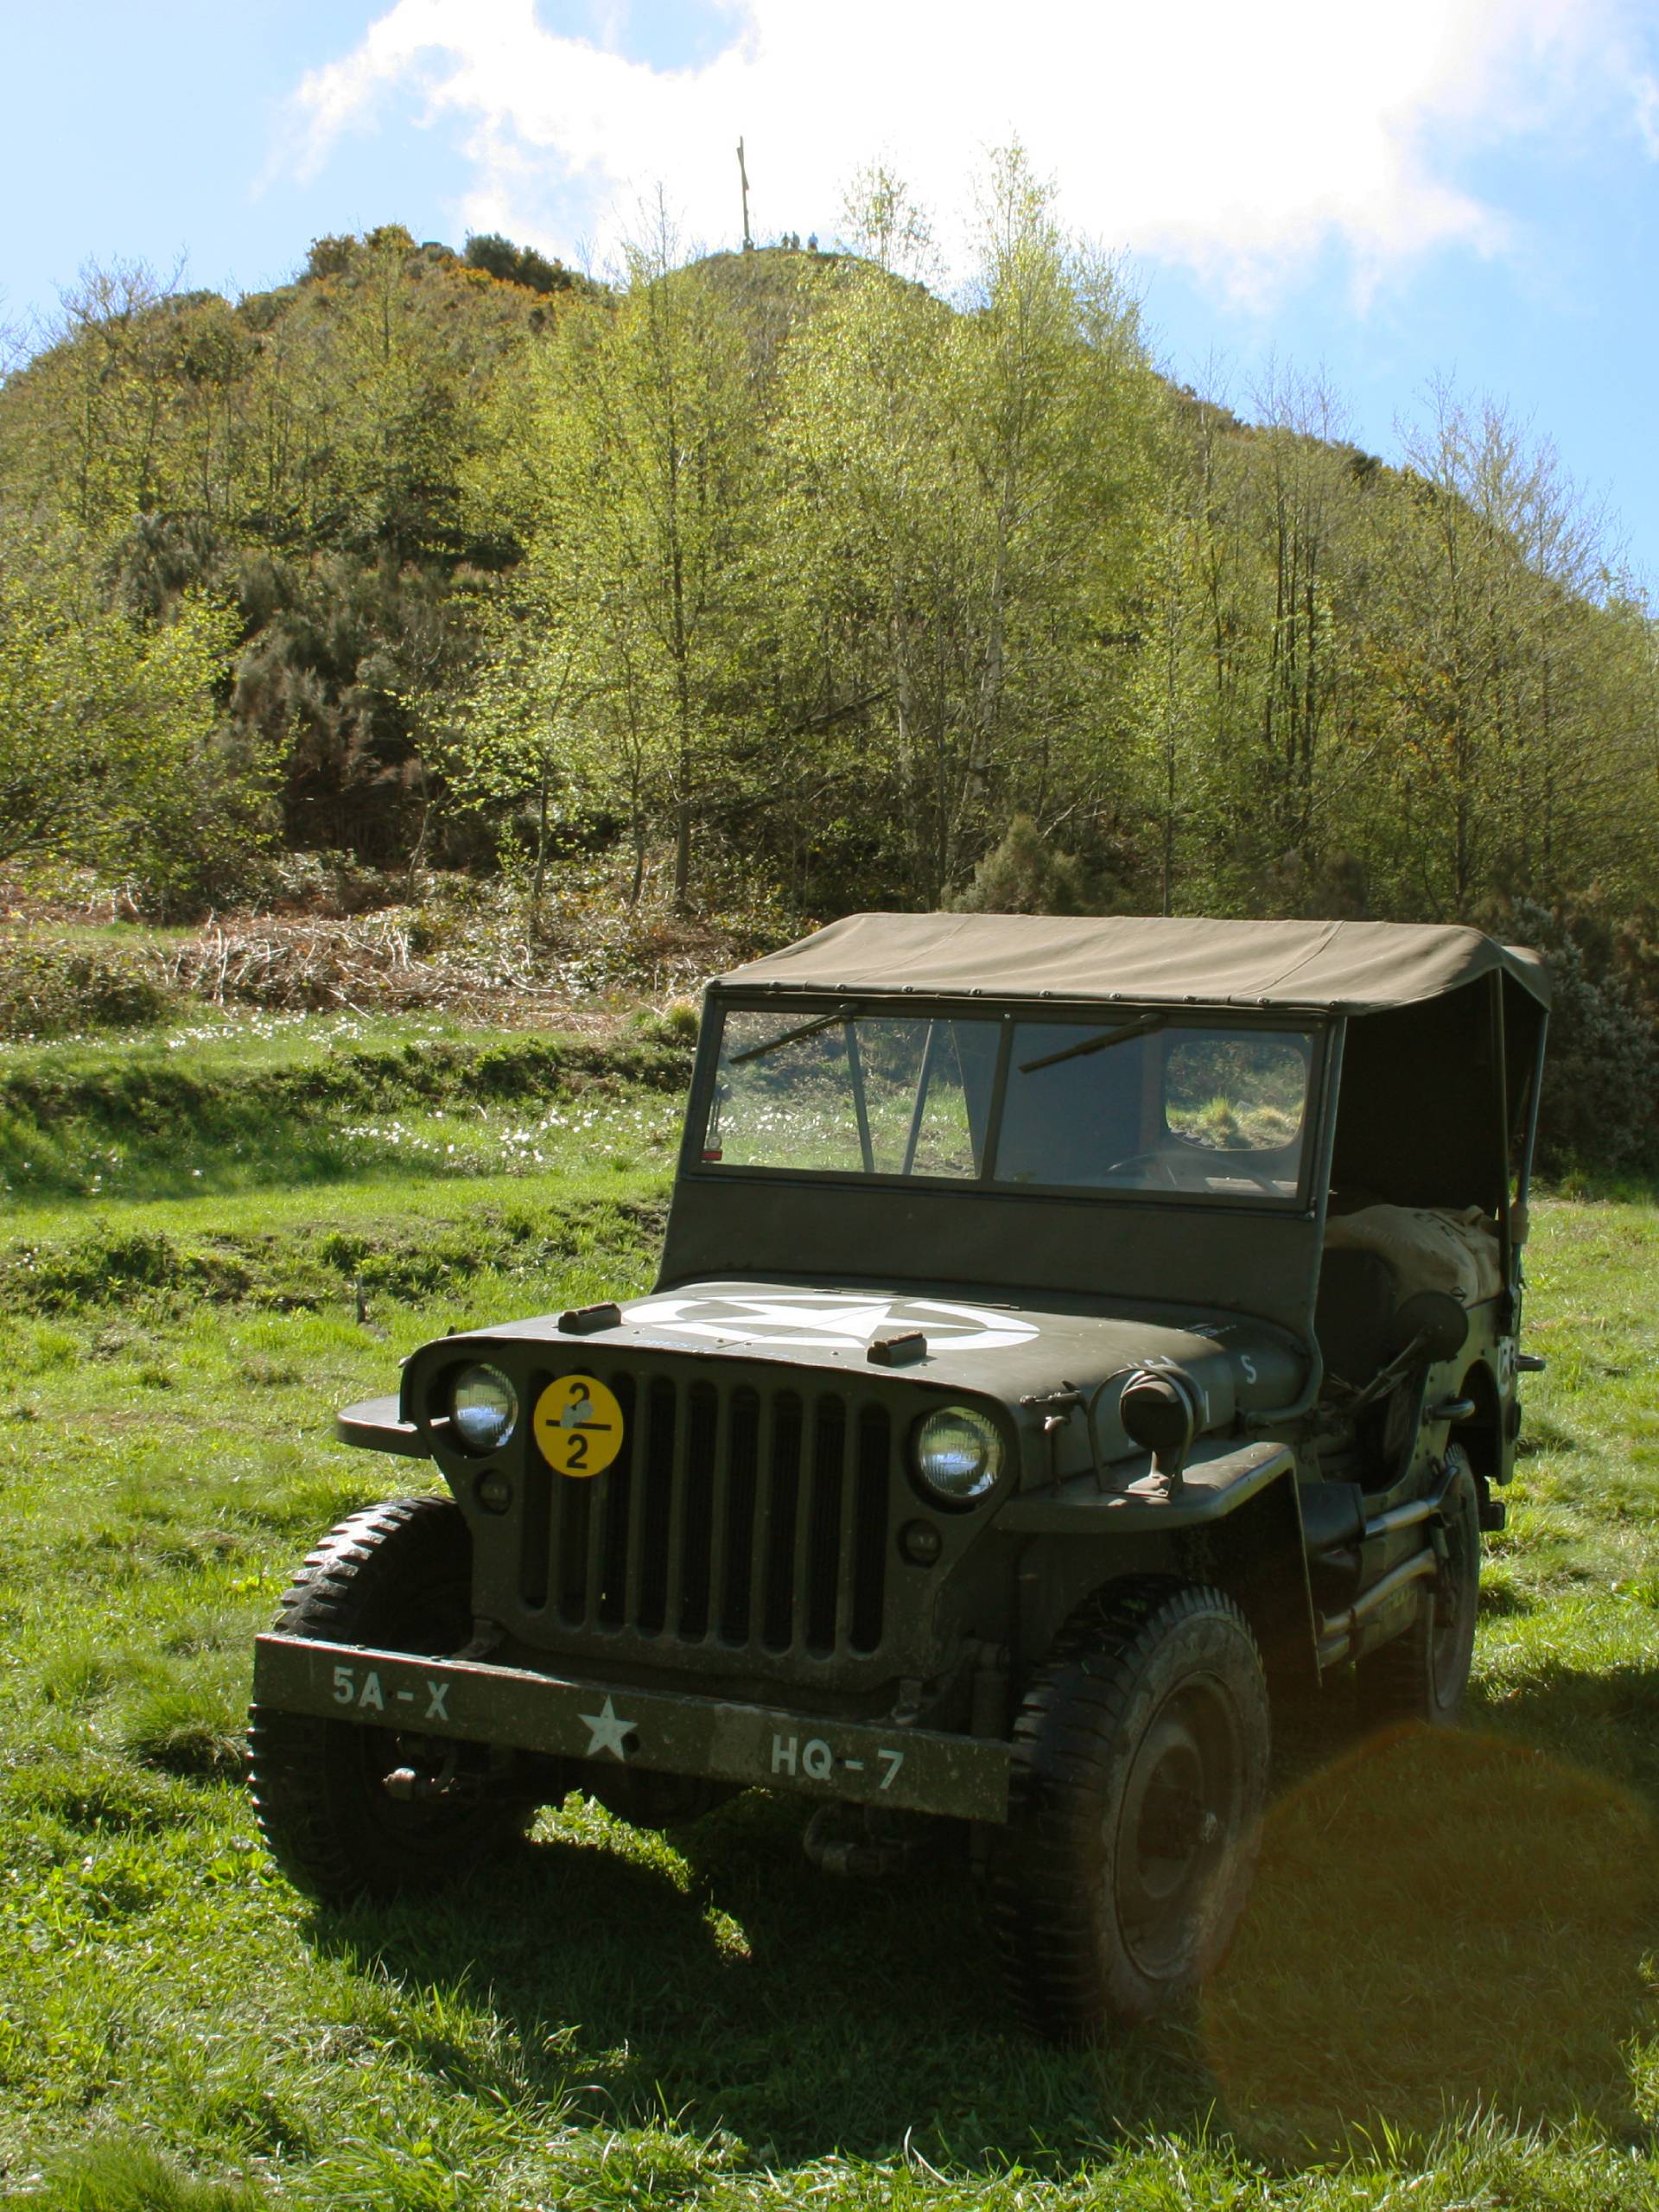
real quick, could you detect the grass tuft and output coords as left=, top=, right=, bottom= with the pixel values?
left=116, top=1675, right=247, bottom=1781
left=3, top=1753, right=200, bottom=1835
left=38, top=1641, right=123, bottom=1710
left=30, top=2139, right=268, bottom=2212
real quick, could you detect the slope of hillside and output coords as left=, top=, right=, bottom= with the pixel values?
left=0, top=202, right=1654, bottom=1039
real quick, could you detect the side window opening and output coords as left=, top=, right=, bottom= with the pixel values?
left=1162, top=1035, right=1310, bottom=1155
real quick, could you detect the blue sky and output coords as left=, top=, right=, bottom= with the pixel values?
left=3, top=0, right=1656, bottom=582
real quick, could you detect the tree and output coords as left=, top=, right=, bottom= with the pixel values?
left=0, top=544, right=251, bottom=903
left=1359, top=385, right=1656, bottom=918
left=505, top=205, right=761, bottom=909
left=431, top=548, right=599, bottom=904
left=766, top=151, right=1162, bottom=906
left=1154, top=369, right=1378, bottom=914
left=947, top=149, right=1160, bottom=872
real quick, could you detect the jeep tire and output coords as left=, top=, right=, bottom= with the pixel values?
left=249, top=1496, right=531, bottom=1902
left=989, top=1580, right=1269, bottom=2039
left=1357, top=1446, right=1480, bottom=1730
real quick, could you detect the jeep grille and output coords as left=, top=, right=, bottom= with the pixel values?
left=517, top=1371, right=893, bottom=1662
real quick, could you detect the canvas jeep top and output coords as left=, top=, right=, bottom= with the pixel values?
left=250, top=911, right=1550, bottom=2037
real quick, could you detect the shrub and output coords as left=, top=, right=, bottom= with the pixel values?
left=0, top=944, right=174, bottom=1039
left=1507, top=899, right=1659, bottom=1176
left=305, top=233, right=356, bottom=280
left=257, top=848, right=404, bottom=916
left=630, top=999, right=701, bottom=1047
left=463, top=230, right=590, bottom=296
left=949, top=814, right=1093, bottom=915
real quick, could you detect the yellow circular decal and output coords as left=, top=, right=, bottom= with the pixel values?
left=534, top=1374, right=624, bottom=1478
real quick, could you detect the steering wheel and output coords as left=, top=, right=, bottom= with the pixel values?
left=1105, top=1146, right=1287, bottom=1194
left=1201, top=1153, right=1286, bottom=1192
left=1103, top=1148, right=1181, bottom=1190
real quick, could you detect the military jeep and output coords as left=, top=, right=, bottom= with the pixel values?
left=250, top=912, right=1550, bottom=2037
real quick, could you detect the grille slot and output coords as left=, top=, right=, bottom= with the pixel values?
left=528, top=1371, right=892, bottom=1660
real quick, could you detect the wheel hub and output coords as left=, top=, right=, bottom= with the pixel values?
left=1113, top=1685, right=1238, bottom=1979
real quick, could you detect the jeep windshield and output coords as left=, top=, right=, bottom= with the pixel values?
left=700, top=1006, right=1316, bottom=1201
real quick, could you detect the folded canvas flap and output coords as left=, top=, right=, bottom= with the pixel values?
left=1323, top=1204, right=1503, bottom=1306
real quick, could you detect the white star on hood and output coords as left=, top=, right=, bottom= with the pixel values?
left=625, top=1289, right=1039, bottom=1352
left=721, top=1299, right=895, bottom=1338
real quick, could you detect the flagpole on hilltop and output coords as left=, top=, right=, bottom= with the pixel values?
left=737, top=137, right=753, bottom=251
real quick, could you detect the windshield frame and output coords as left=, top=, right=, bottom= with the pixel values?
left=685, top=992, right=1333, bottom=1214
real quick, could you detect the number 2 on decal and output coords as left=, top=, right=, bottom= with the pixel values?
left=533, top=1374, right=625, bottom=1478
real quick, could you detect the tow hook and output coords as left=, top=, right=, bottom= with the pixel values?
left=803, top=1802, right=957, bottom=1879
left=384, top=1766, right=453, bottom=1802
left=383, top=1747, right=464, bottom=1802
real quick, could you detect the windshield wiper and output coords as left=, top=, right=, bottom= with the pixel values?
left=728, top=1004, right=858, bottom=1066
left=1018, top=1014, right=1167, bottom=1075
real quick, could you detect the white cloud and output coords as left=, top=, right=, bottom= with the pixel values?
left=283, top=0, right=1636, bottom=303
left=1637, top=73, right=1659, bottom=157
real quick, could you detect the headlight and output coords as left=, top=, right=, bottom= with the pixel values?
left=451, top=1363, right=518, bottom=1453
left=912, top=1405, right=1002, bottom=1504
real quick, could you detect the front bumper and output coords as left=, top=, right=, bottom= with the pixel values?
left=252, top=1632, right=1011, bottom=1823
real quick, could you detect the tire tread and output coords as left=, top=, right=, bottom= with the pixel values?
left=989, top=1579, right=1268, bottom=2040
left=248, top=1495, right=524, bottom=1903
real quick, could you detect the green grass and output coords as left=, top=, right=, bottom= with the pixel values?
left=2, top=1014, right=1658, bottom=2206
left=0, top=1008, right=693, bottom=1204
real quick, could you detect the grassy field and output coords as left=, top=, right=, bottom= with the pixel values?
left=2, top=1013, right=1658, bottom=2209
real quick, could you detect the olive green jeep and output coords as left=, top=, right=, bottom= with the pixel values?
left=250, top=912, right=1549, bottom=2037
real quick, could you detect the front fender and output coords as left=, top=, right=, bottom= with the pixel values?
left=337, top=1395, right=426, bottom=1457
left=1001, top=1441, right=1319, bottom=1692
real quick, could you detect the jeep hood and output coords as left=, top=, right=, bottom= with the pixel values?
left=460, top=1276, right=1307, bottom=1466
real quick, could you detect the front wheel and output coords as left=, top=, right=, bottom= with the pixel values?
left=988, top=1580, right=1270, bottom=2040
left=248, top=1496, right=534, bottom=1902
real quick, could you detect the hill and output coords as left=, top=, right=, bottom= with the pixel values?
left=0, top=193, right=1654, bottom=1058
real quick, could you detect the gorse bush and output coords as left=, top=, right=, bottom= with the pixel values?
left=947, top=814, right=1094, bottom=916
left=0, top=943, right=175, bottom=1039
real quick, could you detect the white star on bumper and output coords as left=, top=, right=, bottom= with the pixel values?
left=579, top=1694, right=636, bottom=1761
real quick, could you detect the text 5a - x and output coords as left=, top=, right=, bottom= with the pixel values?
left=331, top=1663, right=451, bottom=1723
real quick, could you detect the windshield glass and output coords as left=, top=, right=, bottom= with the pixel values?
left=708, top=1012, right=1001, bottom=1177
left=704, top=1008, right=1315, bottom=1200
